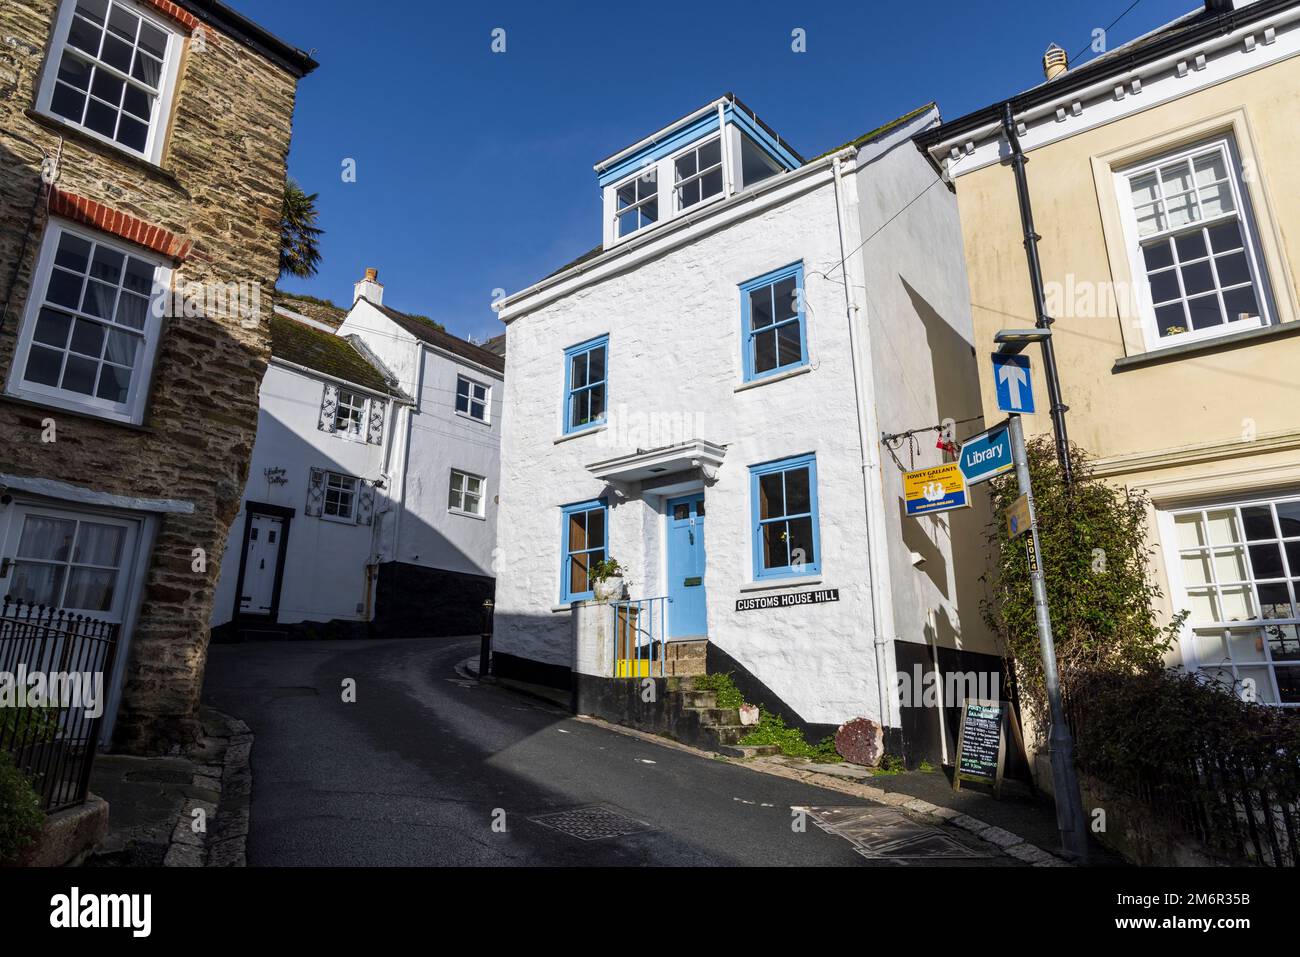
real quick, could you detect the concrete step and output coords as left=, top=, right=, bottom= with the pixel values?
left=690, top=707, right=741, bottom=727
left=678, top=690, right=717, bottom=709
left=718, top=743, right=780, bottom=759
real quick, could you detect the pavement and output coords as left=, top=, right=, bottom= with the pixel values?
left=201, top=635, right=1024, bottom=866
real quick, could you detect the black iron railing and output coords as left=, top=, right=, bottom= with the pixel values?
left=0, top=597, right=120, bottom=812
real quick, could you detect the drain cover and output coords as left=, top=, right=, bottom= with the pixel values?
left=803, top=806, right=990, bottom=860
left=529, top=805, right=653, bottom=841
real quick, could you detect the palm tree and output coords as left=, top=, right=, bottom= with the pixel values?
left=279, top=179, right=323, bottom=279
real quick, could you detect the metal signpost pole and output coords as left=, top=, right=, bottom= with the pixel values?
left=1008, top=413, right=1089, bottom=863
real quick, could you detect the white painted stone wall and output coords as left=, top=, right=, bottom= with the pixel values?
left=210, top=362, right=391, bottom=626
left=495, top=115, right=999, bottom=729
left=212, top=301, right=503, bottom=628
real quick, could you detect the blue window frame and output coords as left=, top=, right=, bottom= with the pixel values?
left=740, top=263, right=806, bottom=382
left=749, top=454, right=820, bottom=579
left=563, top=335, right=608, bottom=434
left=561, top=498, right=607, bottom=602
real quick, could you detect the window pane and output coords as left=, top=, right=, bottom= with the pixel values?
left=448, top=484, right=462, bottom=510
left=96, top=363, right=131, bottom=402
left=117, top=114, right=147, bottom=151
left=100, top=34, right=132, bottom=72
left=18, top=517, right=76, bottom=560
left=1277, top=502, right=1300, bottom=538
left=1160, top=160, right=1194, bottom=195
left=47, top=268, right=85, bottom=308
left=1268, top=626, right=1300, bottom=662
left=759, top=473, right=784, bottom=520
left=785, top=467, right=810, bottom=514
left=1227, top=627, right=1267, bottom=663
left=588, top=383, right=606, bottom=423
left=586, top=508, right=605, bottom=549
left=1175, top=230, right=1208, bottom=262
left=1142, top=240, right=1173, bottom=271
left=1214, top=547, right=1248, bottom=583
left=1129, top=172, right=1159, bottom=206
left=1276, top=667, right=1300, bottom=703
left=1134, top=203, right=1163, bottom=237
left=24, top=346, right=63, bottom=386
left=787, top=517, right=815, bottom=570
left=568, top=511, right=587, bottom=553
left=1174, top=513, right=1205, bottom=548
left=749, top=287, right=773, bottom=329
left=62, top=354, right=98, bottom=394
left=674, top=151, right=697, bottom=180
left=1181, top=552, right=1211, bottom=586
left=1155, top=303, right=1187, bottom=337
left=1220, top=585, right=1255, bottom=621
left=569, top=553, right=590, bottom=596
left=65, top=568, right=115, bottom=611
left=761, top=522, right=788, bottom=570
left=753, top=329, right=777, bottom=373
left=34, top=309, right=72, bottom=347
left=1148, top=269, right=1179, bottom=304
left=776, top=323, right=801, bottom=366
left=91, top=68, right=124, bottom=108
left=58, top=54, right=92, bottom=90
left=1257, top=582, right=1292, bottom=618
left=1250, top=543, right=1285, bottom=579
left=1241, top=506, right=1275, bottom=541
left=1186, top=294, right=1221, bottom=330
left=68, top=16, right=103, bottom=55
left=8, top=563, right=65, bottom=606
left=138, top=22, right=167, bottom=58
left=1222, top=286, right=1258, bottom=323
left=773, top=277, right=797, bottom=322
left=1180, top=260, right=1214, bottom=296
left=1207, top=220, right=1242, bottom=253
left=1164, top=191, right=1198, bottom=228
left=700, top=168, right=723, bottom=200
left=455, top=393, right=469, bottom=413
left=587, top=346, right=605, bottom=383
left=1199, top=183, right=1234, bottom=218
left=82, top=279, right=117, bottom=318
left=122, top=257, right=153, bottom=295
left=700, top=139, right=721, bottom=168
left=1193, top=151, right=1226, bottom=186
left=1214, top=252, right=1250, bottom=288
left=570, top=351, right=588, bottom=389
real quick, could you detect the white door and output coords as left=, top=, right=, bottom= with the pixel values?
left=239, top=513, right=284, bottom=615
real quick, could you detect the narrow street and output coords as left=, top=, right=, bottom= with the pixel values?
left=204, top=637, right=982, bottom=866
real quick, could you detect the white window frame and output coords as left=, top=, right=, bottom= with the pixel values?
left=35, top=0, right=185, bottom=165
left=1161, top=492, right=1300, bottom=708
left=6, top=219, right=169, bottom=425
left=332, top=388, right=369, bottom=439
left=1115, top=135, right=1273, bottom=352
left=447, top=469, right=486, bottom=519
left=672, top=135, right=725, bottom=214
left=454, top=374, right=490, bottom=424
left=611, top=164, right=659, bottom=240
left=321, top=471, right=358, bottom=524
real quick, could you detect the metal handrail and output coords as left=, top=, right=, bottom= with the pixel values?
left=609, top=596, right=671, bottom=678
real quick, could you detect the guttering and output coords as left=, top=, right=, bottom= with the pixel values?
left=594, top=96, right=730, bottom=172
left=920, top=0, right=1297, bottom=159
left=498, top=149, right=856, bottom=321
left=830, top=153, right=898, bottom=732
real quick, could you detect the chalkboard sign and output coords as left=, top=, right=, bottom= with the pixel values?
left=954, top=699, right=1011, bottom=795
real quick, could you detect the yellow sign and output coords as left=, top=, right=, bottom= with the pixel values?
left=1006, top=493, right=1032, bottom=538
left=903, top=463, right=969, bottom=517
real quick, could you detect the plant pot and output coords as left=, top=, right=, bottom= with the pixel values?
left=593, top=577, right=624, bottom=601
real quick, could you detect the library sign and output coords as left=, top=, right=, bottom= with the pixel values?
left=736, top=588, right=840, bottom=613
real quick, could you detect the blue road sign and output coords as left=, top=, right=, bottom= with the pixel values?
left=992, top=353, right=1035, bottom=414
left=959, top=421, right=1015, bottom=486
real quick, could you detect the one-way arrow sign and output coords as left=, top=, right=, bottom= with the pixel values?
left=992, top=353, right=1035, bottom=414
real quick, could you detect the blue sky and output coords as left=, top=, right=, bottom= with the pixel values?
left=239, top=0, right=1201, bottom=342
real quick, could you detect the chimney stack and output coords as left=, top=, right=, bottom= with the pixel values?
left=353, top=267, right=384, bottom=306
left=1043, top=43, right=1068, bottom=81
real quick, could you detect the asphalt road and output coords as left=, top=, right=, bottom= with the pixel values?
left=203, top=636, right=940, bottom=866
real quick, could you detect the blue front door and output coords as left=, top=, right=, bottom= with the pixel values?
left=666, top=494, right=707, bottom=638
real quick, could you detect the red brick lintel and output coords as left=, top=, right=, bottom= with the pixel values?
left=142, top=0, right=201, bottom=32
left=49, top=188, right=193, bottom=261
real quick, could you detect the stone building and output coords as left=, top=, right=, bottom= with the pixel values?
left=493, top=95, right=1000, bottom=765
left=0, top=0, right=316, bottom=751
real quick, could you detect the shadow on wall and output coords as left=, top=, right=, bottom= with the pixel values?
left=210, top=402, right=493, bottom=642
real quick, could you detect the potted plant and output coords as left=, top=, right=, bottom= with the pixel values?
left=590, top=557, right=627, bottom=601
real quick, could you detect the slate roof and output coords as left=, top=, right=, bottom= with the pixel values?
left=372, top=303, right=506, bottom=374
left=269, top=314, right=396, bottom=394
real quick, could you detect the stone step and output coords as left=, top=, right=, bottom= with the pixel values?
left=665, top=676, right=700, bottom=692
left=677, top=691, right=717, bottom=709
left=717, top=743, right=780, bottom=759
left=710, top=726, right=749, bottom=746
left=689, top=707, right=741, bottom=727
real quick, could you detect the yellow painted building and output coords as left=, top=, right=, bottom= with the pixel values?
left=921, top=0, right=1300, bottom=705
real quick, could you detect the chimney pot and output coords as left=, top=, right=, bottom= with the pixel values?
left=1043, top=43, right=1068, bottom=81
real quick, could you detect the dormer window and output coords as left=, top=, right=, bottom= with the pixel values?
left=675, top=137, right=723, bottom=211
left=615, top=169, right=658, bottom=238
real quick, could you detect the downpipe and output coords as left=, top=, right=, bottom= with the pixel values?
left=831, top=155, right=897, bottom=734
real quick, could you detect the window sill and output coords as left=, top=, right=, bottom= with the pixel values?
left=554, top=424, right=607, bottom=444
left=448, top=507, right=487, bottom=521
left=550, top=603, right=575, bottom=613
left=734, top=364, right=811, bottom=392
left=320, top=514, right=357, bottom=526
left=0, top=392, right=154, bottom=433
left=455, top=410, right=491, bottom=427
left=739, top=574, right=823, bottom=592
left=25, top=109, right=187, bottom=196
left=1112, top=321, right=1300, bottom=372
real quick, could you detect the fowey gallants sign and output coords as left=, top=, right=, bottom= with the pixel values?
left=736, top=589, right=840, bottom=612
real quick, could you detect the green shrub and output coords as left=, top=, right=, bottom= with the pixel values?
left=740, top=709, right=841, bottom=762
left=0, top=751, right=45, bottom=864
left=0, top=705, right=61, bottom=744
left=693, top=672, right=744, bottom=710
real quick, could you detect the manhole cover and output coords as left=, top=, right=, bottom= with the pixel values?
left=803, top=806, right=990, bottom=860
left=529, top=805, right=653, bottom=841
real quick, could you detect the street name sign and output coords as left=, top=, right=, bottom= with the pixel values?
left=958, top=421, right=1014, bottom=486
left=903, top=463, right=968, bottom=517
left=736, top=588, right=839, bottom=613
left=992, top=352, right=1036, bottom=414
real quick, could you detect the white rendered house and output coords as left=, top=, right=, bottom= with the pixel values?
left=211, top=271, right=504, bottom=639
left=493, top=95, right=999, bottom=763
